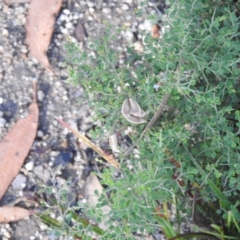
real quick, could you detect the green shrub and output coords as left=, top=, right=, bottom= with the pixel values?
left=48, top=0, right=240, bottom=239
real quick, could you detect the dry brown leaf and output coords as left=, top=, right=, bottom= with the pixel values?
left=0, top=82, right=39, bottom=200
left=75, top=21, right=88, bottom=41
left=25, top=0, right=63, bottom=74
left=3, top=0, right=30, bottom=4
left=0, top=206, right=31, bottom=223
left=83, top=173, right=111, bottom=231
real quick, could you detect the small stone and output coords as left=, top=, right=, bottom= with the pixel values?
left=133, top=41, right=143, bottom=53
left=87, top=1, right=95, bottom=7
left=0, top=45, right=4, bottom=53
left=2, top=29, right=9, bottom=37
left=3, top=230, right=11, bottom=239
left=0, top=118, right=6, bottom=127
left=62, top=95, right=68, bottom=101
left=2, top=5, right=9, bottom=14
left=0, top=111, right=3, bottom=117
left=63, top=9, right=71, bottom=15
left=11, top=174, right=27, bottom=190
left=139, top=20, right=152, bottom=31
left=87, top=16, right=93, bottom=21
left=102, top=8, right=111, bottom=14
left=124, top=0, right=132, bottom=3
left=20, top=46, right=28, bottom=54
left=89, top=7, right=95, bottom=13
left=37, top=90, right=45, bottom=102
left=72, top=13, right=80, bottom=20
left=122, top=3, right=129, bottom=10
left=37, top=130, right=44, bottom=137
left=53, top=151, right=73, bottom=167
left=60, top=27, right=68, bottom=35
left=33, top=165, right=50, bottom=181
left=125, top=30, right=134, bottom=42
left=65, top=22, right=73, bottom=29
left=0, top=97, right=4, bottom=104
left=57, top=14, right=68, bottom=23
left=25, top=161, right=34, bottom=171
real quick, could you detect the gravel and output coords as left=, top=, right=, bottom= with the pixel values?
left=0, top=0, right=167, bottom=239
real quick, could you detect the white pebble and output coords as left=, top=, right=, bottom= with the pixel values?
left=62, top=95, right=68, bottom=101
left=3, top=230, right=11, bottom=238
left=37, top=90, right=45, bottom=102
left=57, top=14, right=67, bottom=23
left=0, top=97, right=4, bottom=104
left=20, top=47, right=28, bottom=54
left=72, top=13, right=80, bottom=20
left=60, top=27, right=68, bottom=35
left=65, top=22, right=73, bottom=29
left=122, top=3, right=129, bottom=10
left=87, top=16, right=93, bottom=21
left=139, top=20, right=152, bottom=31
left=133, top=41, right=143, bottom=53
left=0, top=118, right=6, bottom=127
left=0, top=111, right=3, bottom=117
left=2, top=29, right=9, bottom=37
left=25, top=161, right=34, bottom=171
left=88, top=1, right=95, bottom=7
left=125, top=30, right=134, bottom=42
left=37, top=130, right=44, bottom=137
left=63, top=9, right=71, bottom=15
left=11, top=174, right=27, bottom=190
left=89, top=7, right=95, bottom=13
left=102, top=8, right=111, bottom=14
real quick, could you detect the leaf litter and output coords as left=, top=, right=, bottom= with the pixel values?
left=121, top=98, right=147, bottom=124
left=25, top=0, right=63, bottom=73
left=83, top=173, right=111, bottom=231
left=0, top=82, right=38, bottom=222
left=56, top=117, right=120, bottom=169
left=0, top=206, right=32, bottom=223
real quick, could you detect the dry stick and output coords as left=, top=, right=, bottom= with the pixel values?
left=140, top=93, right=171, bottom=138
left=124, top=93, right=171, bottom=156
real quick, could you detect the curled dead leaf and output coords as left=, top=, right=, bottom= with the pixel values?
left=121, top=98, right=147, bottom=124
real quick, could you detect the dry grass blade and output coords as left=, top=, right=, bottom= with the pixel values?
left=25, top=0, right=63, bottom=73
left=0, top=206, right=31, bottom=223
left=56, top=118, right=120, bottom=169
left=0, top=82, right=39, bottom=199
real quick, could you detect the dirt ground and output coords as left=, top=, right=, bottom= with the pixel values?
left=0, top=0, right=166, bottom=239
